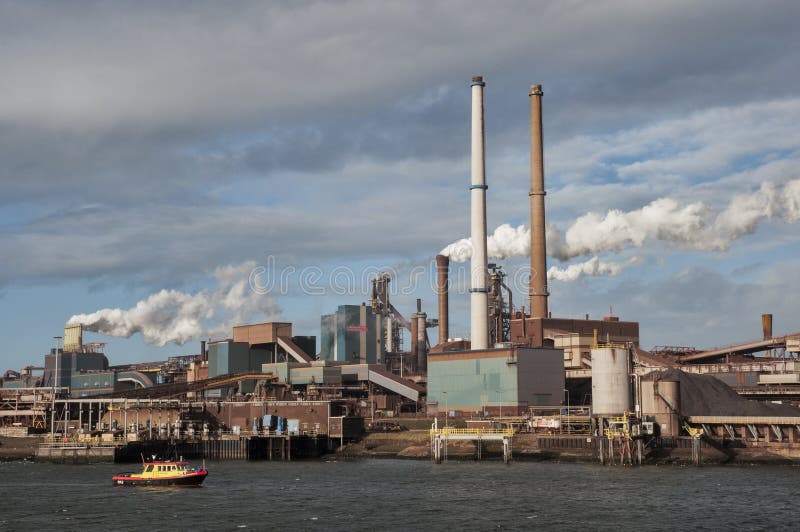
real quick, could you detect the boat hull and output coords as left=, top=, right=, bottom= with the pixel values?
left=112, top=471, right=208, bottom=487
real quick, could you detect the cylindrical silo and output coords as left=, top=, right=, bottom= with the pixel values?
left=591, top=347, right=632, bottom=415
left=641, top=375, right=681, bottom=437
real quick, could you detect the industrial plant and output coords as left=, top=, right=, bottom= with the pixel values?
left=3, top=76, right=800, bottom=466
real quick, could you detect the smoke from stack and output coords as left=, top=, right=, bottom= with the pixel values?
left=440, top=178, right=800, bottom=276
left=67, top=261, right=280, bottom=346
left=547, top=256, right=641, bottom=282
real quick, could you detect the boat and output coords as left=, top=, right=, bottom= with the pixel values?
left=112, top=457, right=208, bottom=487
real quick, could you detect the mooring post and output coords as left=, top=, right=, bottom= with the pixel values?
left=598, top=436, right=605, bottom=465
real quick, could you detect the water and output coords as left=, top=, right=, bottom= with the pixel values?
left=0, top=459, right=797, bottom=531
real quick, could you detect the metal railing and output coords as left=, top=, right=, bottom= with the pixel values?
left=431, top=427, right=514, bottom=437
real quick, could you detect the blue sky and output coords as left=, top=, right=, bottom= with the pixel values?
left=2, top=1, right=800, bottom=369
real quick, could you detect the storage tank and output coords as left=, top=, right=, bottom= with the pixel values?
left=641, top=375, right=681, bottom=437
left=590, top=347, right=631, bottom=415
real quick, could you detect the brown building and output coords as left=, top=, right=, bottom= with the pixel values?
left=509, top=315, right=640, bottom=370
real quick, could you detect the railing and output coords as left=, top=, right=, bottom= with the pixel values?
left=39, top=439, right=119, bottom=449
left=431, top=427, right=514, bottom=437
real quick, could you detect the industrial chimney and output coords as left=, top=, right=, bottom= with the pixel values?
left=529, top=84, right=549, bottom=320
left=436, top=254, right=450, bottom=345
left=762, top=313, right=773, bottom=340
left=470, top=76, right=489, bottom=350
left=763, top=313, right=773, bottom=357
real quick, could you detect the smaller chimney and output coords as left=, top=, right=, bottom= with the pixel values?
left=200, top=340, right=206, bottom=362
left=436, top=254, right=450, bottom=345
left=762, top=313, right=773, bottom=340
left=762, top=313, right=773, bottom=357
left=410, top=315, right=419, bottom=368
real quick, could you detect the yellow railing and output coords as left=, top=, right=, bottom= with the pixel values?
left=431, top=427, right=514, bottom=437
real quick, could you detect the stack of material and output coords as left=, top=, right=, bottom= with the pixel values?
left=647, top=368, right=800, bottom=417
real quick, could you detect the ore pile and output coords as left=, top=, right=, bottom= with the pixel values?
left=648, top=369, right=800, bottom=417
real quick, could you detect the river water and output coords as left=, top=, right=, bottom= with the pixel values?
left=0, top=459, right=796, bottom=531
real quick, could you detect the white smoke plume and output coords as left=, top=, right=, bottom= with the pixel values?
left=547, top=256, right=642, bottom=282
left=440, top=178, right=800, bottom=265
left=67, top=261, right=280, bottom=346
left=439, top=223, right=530, bottom=263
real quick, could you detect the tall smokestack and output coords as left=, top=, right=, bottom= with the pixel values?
left=436, top=254, right=450, bottom=345
left=529, top=84, right=549, bottom=319
left=470, top=76, right=489, bottom=350
left=200, top=340, right=206, bottom=362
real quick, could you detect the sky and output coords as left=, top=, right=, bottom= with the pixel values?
left=2, top=0, right=800, bottom=369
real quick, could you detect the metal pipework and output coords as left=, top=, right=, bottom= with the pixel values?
left=436, top=254, right=450, bottom=345
left=529, top=84, right=549, bottom=321
left=470, top=76, right=489, bottom=350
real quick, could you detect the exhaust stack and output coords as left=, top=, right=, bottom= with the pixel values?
left=762, top=313, right=773, bottom=340
left=436, top=254, right=450, bottom=345
left=529, top=84, right=549, bottom=320
left=470, top=76, right=489, bottom=350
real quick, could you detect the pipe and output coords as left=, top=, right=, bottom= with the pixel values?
left=529, top=84, right=549, bottom=321
left=436, top=254, right=450, bottom=345
left=470, top=76, right=489, bottom=350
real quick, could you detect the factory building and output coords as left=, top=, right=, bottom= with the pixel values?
left=207, top=341, right=271, bottom=395
left=206, top=322, right=316, bottom=397
left=35, top=324, right=155, bottom=397
left=428, top=346, right=564, bottom=415
left=319, top=304, right=384, bottom=364
left=513, top=315, right=640, bottom=370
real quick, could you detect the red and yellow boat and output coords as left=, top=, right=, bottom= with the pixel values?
left=112, top=459, right=208, bottom=487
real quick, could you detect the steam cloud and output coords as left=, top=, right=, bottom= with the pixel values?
left=67, top=262, right=280, bottom=346
left=547, top=256, right=642, bottom=282
left=440, top=179, right=800, bottom=278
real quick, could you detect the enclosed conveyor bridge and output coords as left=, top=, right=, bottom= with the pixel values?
left=94, top=372, right=277, bottom=399
left=678, top=334, right=800, bottom=363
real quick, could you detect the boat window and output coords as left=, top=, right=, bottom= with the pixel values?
left=145, top=465, right=154, bottom=472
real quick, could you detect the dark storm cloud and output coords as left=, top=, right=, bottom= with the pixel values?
left=2, top=1, right=799, bottom=205
left=1, top=0, right=800, bottom=289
